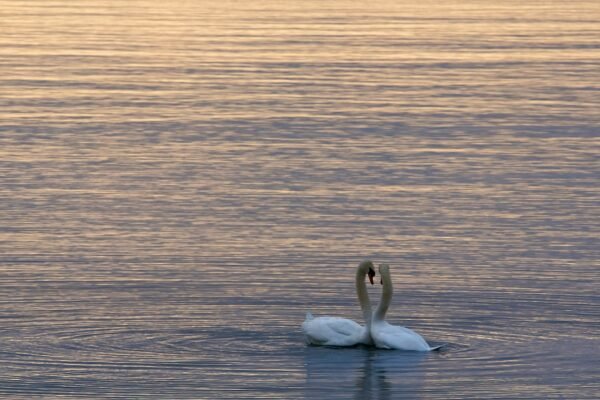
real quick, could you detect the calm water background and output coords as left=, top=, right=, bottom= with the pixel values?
left=1, top=0, right=599, bottom=398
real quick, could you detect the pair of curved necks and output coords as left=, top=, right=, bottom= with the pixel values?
left=355, top=261, right=391, bottom=330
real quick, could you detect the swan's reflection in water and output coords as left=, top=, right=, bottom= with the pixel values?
left=304, top=346, right=428, bottom=399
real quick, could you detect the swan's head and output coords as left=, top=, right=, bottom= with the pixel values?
left=359, top=260, right=376, bottom=285
left=378, top=263, right=390, bottom=285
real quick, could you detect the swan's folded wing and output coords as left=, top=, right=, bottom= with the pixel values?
left=375, top=323, right=430, bottom=351
left=302, top=316, right=362, bottom=346
left=325, top=317, right=363, bottom=337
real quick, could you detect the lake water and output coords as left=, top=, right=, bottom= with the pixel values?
left=1, top=0, right=599, bottom=398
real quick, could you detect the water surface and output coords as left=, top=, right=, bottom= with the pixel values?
left=1, top=0, right=599, bottom=398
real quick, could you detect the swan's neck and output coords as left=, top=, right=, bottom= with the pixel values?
left=373, top=271, right=393, bottom=322
left=355, top=269, right=373, bottom=328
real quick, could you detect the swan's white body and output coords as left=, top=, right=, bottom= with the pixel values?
left=302, top=312, right=369, bottom=347
left=302, top=260, right=375, bottom=347
left=371, top=264, right=435, bottom=351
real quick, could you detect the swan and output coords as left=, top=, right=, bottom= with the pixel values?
left=302, top=260, right=376, bottom=347
left=371, top=263, right=439, bottom=351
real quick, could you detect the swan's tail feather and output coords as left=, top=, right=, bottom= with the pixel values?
left=429, top=344, right=445, bottom=351
left=305, top=312, right=314, bottom=321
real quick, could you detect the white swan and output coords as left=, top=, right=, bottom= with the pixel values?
left=371, top=264, right=439, bottom=351
left=302, top=260, right=376, bottom=347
